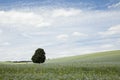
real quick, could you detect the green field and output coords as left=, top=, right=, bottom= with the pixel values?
left=0, top=50, right=120, bottom=80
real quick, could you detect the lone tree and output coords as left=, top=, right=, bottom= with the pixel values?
left=31, top=48, right=46, bottom=64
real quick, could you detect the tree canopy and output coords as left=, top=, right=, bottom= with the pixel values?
left=31, top=48, right=46, bottom=64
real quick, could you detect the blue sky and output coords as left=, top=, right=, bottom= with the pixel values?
left=0, top=0, right=120, bottom=61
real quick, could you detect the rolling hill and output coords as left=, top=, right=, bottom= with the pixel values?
left=46, top=50, right=120, bottom=63
left=0, top=50, right=120, bottom=80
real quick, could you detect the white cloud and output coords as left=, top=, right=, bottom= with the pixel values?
left=99, top=25, right=120, bottom=36
left=21, top=33, right=32, bottom=38
left=0, top=29, right=2, bottom=34
left=108, top=2, right=120, bottom=9
left=72, top=32, right=88, bottom=37
left=29, top=32, right=50, bottom=36
left=57, top=34, right=69, bottom=41
left=117, top=38, right=120, bottom=43
left=0, top=42, right=11, bottom=46
left=3, top=42, right=11, bottom=46
left=0, top=7, right=120, bottom=61
left=0, top=10, right=51, bottom=28
left=52, top=8, right=82, bottom=17
left=100, top=44, right=114, bottom=49
left=56, top=32, right=87, bottom=42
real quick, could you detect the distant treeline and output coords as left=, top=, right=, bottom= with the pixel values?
left=6, top=61, right=32, bottom=63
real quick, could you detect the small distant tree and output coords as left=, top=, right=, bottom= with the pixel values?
left=31, top=48, right=46, bottom=64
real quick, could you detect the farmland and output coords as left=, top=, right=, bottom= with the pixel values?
left=0, top=50, right=120, bottom=80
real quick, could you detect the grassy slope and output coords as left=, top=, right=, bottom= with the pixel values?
left=0, top=50, right=120, bottom=80
left=46, top=50, right=120, bottom=63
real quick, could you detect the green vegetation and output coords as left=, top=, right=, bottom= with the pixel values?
left=47, top=50, right=120, bottom=63
left=31, top=48, right=46, bottom=64
left=0, top=50, right=120, bottom=80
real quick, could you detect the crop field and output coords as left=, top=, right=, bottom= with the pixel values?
left=0, top=50, right=120, bottom=80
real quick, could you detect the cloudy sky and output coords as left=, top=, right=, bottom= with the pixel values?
left=0, top=0, right=120, bottom=61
